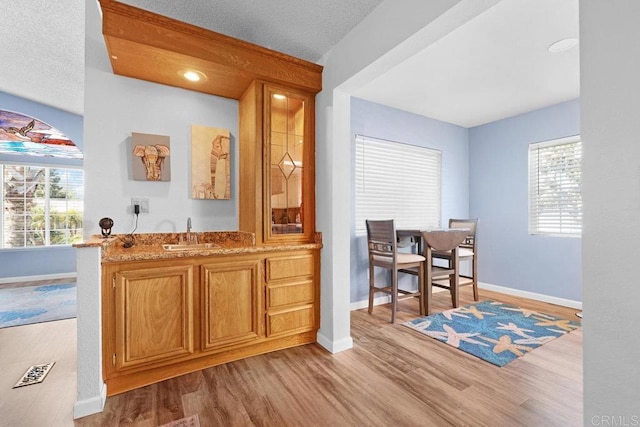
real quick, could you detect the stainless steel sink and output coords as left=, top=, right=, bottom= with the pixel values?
left=162, top=243, right=220, bottom=251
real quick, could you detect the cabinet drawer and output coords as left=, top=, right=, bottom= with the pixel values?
left=266, top=254, right=314, bottom=281
left=267, top=280, right=314, bottom=309
left=266, top=305, right=314, bottom=337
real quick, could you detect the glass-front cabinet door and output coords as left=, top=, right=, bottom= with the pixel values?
left=264, top=85, right=314, bottom=243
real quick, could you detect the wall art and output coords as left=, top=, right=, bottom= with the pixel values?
left=131, top=132, right=171, bottom=181
left=191, top=125, right=230, bottom=199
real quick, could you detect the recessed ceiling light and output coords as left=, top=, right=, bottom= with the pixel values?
left=273, top=94, right=286, bottom=100
left=181, top=70, right=206, bottom=82
left=183, top=71, right=201, bottom=81
left=548, top=37, right=579, bottom=53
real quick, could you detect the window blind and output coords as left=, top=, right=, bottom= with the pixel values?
left=528, top=135, right=582, bottom=236
left=1, top=164, right=84, bottom=248
left=354, top=135, right=441, bottom=235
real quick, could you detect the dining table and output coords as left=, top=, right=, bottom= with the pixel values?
left=397, top=227, right=470, bottom=313
left=397, top=228, right=469, bottom=255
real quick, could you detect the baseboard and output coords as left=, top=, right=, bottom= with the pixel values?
left=316, top=331, right=354, bottom=353
left=479, top=281, right=582, bottom=309
left=73, top=382, right=107, bottom=419
left=350, top=295, right=390, bottom=311
left=351, top=283, right=582, bottom=311
left=350, top=288, right=446, bottom=311
left=0, top=272, right=77, bottom=284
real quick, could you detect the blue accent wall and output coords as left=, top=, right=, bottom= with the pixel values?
left=468, top=99, right=581, bottom=301
left=0, top=246, right=77, bottom=278
left=350, top=97, right=469, bottom=303
left=0, top=91, right=83, bottom=279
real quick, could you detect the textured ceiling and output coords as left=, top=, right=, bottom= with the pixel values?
left=120, top=0, right=385, bottom=63
left=0, top=0, right=579, bottom=129
left=0, top=0, right=85, bottom=115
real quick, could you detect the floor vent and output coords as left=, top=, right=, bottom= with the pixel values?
left=13, top=362, right=55, bottom=388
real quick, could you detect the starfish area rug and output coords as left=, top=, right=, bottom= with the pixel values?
left=403, top=300, right=581, bottom=367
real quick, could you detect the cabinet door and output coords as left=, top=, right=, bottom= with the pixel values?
left=114, top=265, right=194, bottom=370
left=201, top=259, right=262, bottom=351
left=264, top=84, right=315, bottom=243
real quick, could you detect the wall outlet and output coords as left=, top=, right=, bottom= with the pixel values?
left=131, top=197, right=149, bottom=213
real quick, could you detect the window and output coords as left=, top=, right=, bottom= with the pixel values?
left=528, top=135, right=582, bottom=236
left=1, top=164, right=84, bottom=248
left=355, top=135, right=441, bottom=235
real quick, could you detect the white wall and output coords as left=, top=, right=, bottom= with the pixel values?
left=84, top=73, right=239, bottom=235
left=581, top=1, right=640, bottom=421
left=73, top=246, right=104, bottom=418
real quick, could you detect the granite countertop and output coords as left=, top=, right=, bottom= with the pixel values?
left=75, top=231, right=323, bottom=262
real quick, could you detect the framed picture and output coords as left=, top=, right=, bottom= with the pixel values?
left=131, top=132, right=171, bottom=181
left=191, top=125, right=230, bottom=199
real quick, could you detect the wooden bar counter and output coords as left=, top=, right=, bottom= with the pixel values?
left=80, top=231, right=322, bottom=396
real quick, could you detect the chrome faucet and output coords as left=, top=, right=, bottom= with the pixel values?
left=185, top=217, right=195, bottom=244
left=179, top=217, right=198, bottom=244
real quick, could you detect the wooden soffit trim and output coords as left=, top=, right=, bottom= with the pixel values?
left=99, top=0, right=323, bottom=98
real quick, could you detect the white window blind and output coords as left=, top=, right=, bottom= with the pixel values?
left=355, top=135, right=441, bottom=235
left=528, top=135, right=582, bottom=236
left=1, top=164, right=84, bottom=248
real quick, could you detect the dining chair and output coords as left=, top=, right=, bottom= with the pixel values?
left=366, top=219, right=425, bottom=322
left=432, top=218, right=479, bottom=303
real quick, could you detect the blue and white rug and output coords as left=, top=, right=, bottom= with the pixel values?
left=0, top=283, right=76, bottom=328
left=403, top=300, right=581, bottom=367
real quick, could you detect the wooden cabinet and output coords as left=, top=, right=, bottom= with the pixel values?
left=239, top=81, right=316, bottom=245
left=201, top=258, right=262, bottom=351
left=102, top=251, right=318, bottom=395
left=113, top=265, right=194, bottom=370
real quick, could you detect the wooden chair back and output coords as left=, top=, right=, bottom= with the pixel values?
left=366, top=219, right=397, bottom=266
left=449, top=218, right=478, bottom=251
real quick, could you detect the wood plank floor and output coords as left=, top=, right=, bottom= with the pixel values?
left=0, top=280, right=582, bottom=426
left=74, top=288, right=582, bottom=427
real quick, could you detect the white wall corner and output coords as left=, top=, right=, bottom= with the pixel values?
left=75, top=245, right=105, bottom=417
left=317, top=331, right=354, bottom=354
left=73, top=382, right=107, bottom=419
